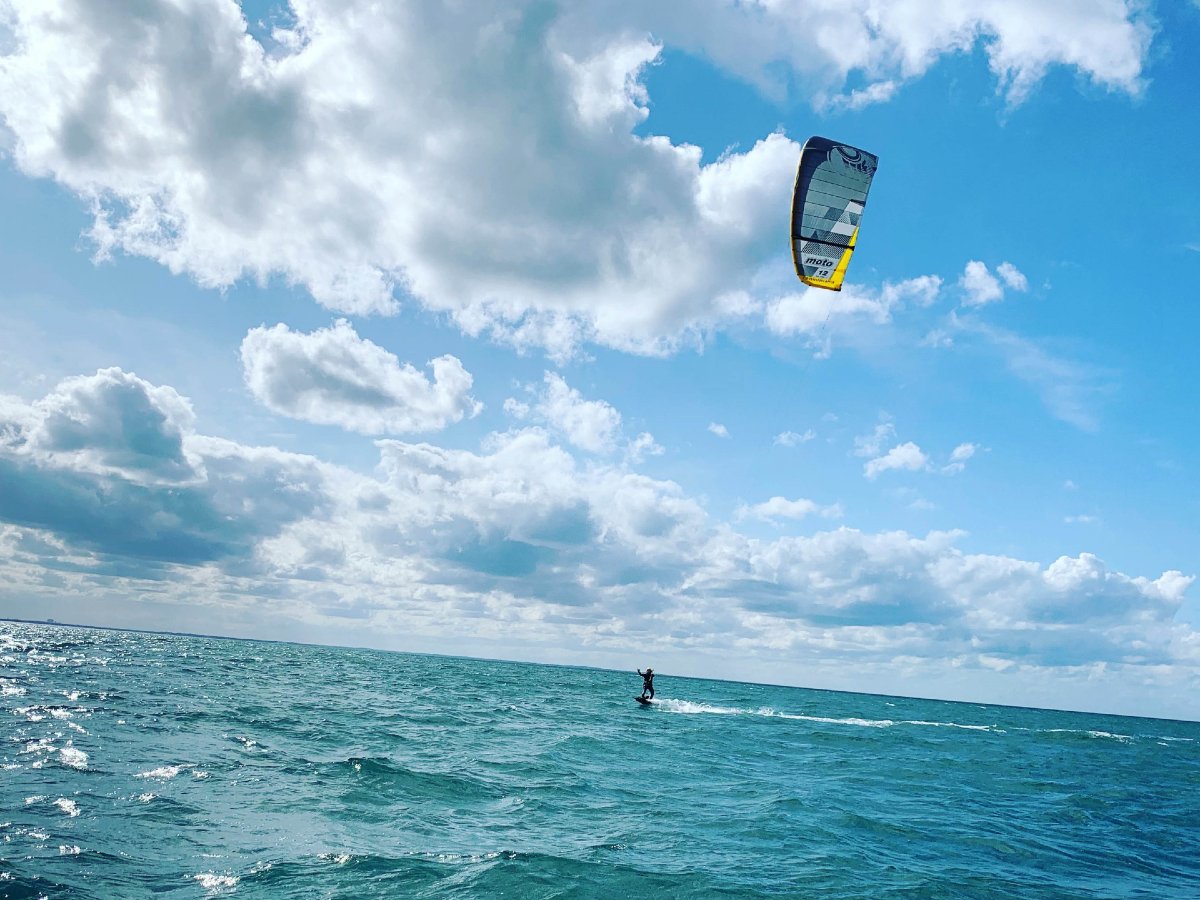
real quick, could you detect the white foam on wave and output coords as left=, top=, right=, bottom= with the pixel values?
left=1043, top=728, right=1133, bottom=743
left=136, top=764, right=190, bottom=780
left=651, top=700, right=1004, bottom=732
left=775, top=712, right=895, bottom=728
left=23, top=738, right=55, bottom=756
left=903, top=720, right=1002, bottom=733
left=320, top=852, right=353, bottom=865
left=192, top=872, right=239, bottom=892
left=54, top=798, right=80, bottom=817
left=1087, top=730, right=1132, bottom=742
left=655, top=700, right=896, bottom=727
left=59, top=845, right=81, bottom=855
left=655, top=699, right=744, bottom=715
left=59, top=745, right=88, bottom=770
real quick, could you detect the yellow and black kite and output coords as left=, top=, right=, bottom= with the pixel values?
left=790, top=136, right=878, bottom=291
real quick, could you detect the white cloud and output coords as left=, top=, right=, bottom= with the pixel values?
left=941, top=442, right=978, bottom=475
left=959, top=260, right=1028, bottom=307
left=19, top=368, right=201, bottom=485
left=864, top=441, right=929, bottom=479
left=774, top=429, right=815, bottom=447
left=765, top=275, right=941, bottom=357
left=0, top=2, right=1149, bottom=355
left=0, top=2, right=795, bottom=358
left=881, top=274, right=943, bottom=308
left=921, top=328, right=953, bottom=349
left=737, top=496, right=843, bottom=523
left=506, top=373, right=661, bottom=459
left=853, top=422, right=896, bottom=458
left=0, top=370, right=328, bottom=567
left=533, top=372, right=623, bottom=455
left=240, top=320, right=481, bottom=435
left=625, top=431, right=665, bottom=464
left=959, top=260, right=1004, bottom=307
left=628, top=0, right=1150, bottom=109
left=503, top=397, right=531, bottom=420
left=708, top=422, right=730, bottom=438
left=996, top=261, right=1028, bottom=292
left=1065, top=514, right=1098, bottom=525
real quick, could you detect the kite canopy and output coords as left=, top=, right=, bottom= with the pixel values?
left=790, top=136, right=878, bottom=291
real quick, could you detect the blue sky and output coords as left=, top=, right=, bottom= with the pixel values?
left=1, top=0, right=1198, bottom=719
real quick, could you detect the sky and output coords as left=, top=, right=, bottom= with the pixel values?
left=0, top=0, right=1198, bottom=720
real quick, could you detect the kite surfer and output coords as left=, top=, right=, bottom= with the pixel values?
left=637, top=667, right=655, bottom=700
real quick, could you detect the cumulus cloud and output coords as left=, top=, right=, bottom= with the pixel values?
left=864, top=441, right=929, bottom=479
left=0, top=370, right=327, bottom=567
left=959, top=261, right=1004, bottom=307
left=882, top=274, right=943, bottom=308
left=708, top=422, right=730, bottom=438
left=737, top=496, right=843, bottom=523
left=18, top=368, right=201, bottom=485
left=0, top=1, right=794, bottom=357
left=996, top=261, right=1028, bottom=292
left=532, top=373, right=622, bottom=454
left=960, top=260, right=1028, bottom=307
left=763, top=274, right=943, bottom=360
left=0, top=2, right=1149, bottom=356
left=505, top=372, right=653, bottom=457
left=240, top=320, right=480, bottom=435
left=619, top=0, right=1150, bottom=109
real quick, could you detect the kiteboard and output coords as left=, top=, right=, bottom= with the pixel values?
left=635, top=696, right=653, bottom=705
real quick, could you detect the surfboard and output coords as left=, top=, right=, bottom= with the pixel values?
left=635, top=696, right=653, bottom=705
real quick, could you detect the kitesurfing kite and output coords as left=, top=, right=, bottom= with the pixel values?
left=790, top=136, right=878, bottom=291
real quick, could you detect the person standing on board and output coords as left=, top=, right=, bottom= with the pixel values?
left=637, top=667, right=655, bottom=699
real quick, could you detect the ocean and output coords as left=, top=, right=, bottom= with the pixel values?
left=3, top=622, right=1198, bottom=898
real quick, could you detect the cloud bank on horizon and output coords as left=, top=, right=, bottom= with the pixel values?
left=0, top=368, right=1193, bottom=687
left=0, top=0, right=1195, bottom=717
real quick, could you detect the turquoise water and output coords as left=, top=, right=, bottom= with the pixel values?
left=3, top=622, right=1199, bottom=898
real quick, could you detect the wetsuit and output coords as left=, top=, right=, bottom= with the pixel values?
left=637, top=669, right=655, bottom=699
